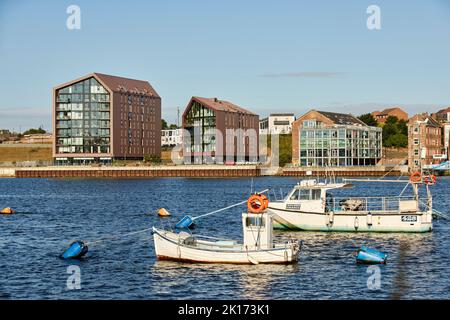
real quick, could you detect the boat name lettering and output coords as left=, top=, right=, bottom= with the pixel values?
left=401, top=215, right=417, bottom=222
left=286, top=204, right=301, bottom=210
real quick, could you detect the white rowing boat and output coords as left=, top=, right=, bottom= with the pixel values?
left=153, top=195, right=301, bottom=264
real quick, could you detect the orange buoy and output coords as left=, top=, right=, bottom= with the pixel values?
left=157, top=208, right=171, bottom=217
left=1, top=207, right=15, bottom=215
left=410, top=172, right=422, bottom=183
left=247, top=194, right=269, bottom=214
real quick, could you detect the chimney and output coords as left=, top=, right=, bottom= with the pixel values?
left=214, top=97, right=218, bottom=102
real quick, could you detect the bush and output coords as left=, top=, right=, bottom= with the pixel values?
left=384, top=133, right=408, bottom=148
left=266, top=134, right=292, bottom=167
left=144, top=154, right=162, bottom=164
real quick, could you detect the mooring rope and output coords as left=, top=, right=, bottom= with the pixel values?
left=85, top=227, right=154, bottom=246
left=191, top=189, right=269, bottom=221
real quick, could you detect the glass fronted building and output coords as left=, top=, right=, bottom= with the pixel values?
left=292, top=110, right=382, bottom=167
left=184, top=100, right=217, bottom=158
left=53, top=73, right=161, bottom=165
left=182, top=97, right=259, bottom=164
left=56, top=77, right=111, bottom=157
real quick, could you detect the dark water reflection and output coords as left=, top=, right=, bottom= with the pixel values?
left=0, top=177, right=449, bottom=299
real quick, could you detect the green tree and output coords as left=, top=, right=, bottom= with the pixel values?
left=382, top=122, right=398, bottom=144
left=169, top=124, right=178, bottom=129
left=358, top=113, right=378, bottom=126
left=23, top=127, right=46, bottom=135
left=397, top=119, right=408, bottom=135
left=380, top=116, right=408, bottom=148
left=385, top=115, right=399, bottom=125
left=385, top=133, right=408, bottom=148
left=161, top=119, right=168, bottom=130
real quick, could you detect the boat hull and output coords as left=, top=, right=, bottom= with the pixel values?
left=153, top=228, right=300, bottom=264
left=269, top=206, right=433, bottom=233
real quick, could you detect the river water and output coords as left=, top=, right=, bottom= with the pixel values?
left=0, top=177, right=449, bottom=299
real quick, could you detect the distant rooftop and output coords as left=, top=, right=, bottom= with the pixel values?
left=269, top=113, right=295, bottom=117
left=316, top=110, right=366, bottom=126
left=410, top=113, right=441, bottom=127
left=55, top=73, right=160, bottom=97
left=93, top=73, right=160, bottom=97
left=191, top=97, right=256, bottom=115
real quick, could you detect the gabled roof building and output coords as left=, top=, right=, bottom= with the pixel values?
left=53, top=73, right=161, bottom=164
left=182, top=97, right=259, bottom=164
left=292, top=109, right=382, bottom=167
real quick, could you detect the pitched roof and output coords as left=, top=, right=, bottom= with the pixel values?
left=316, top=110, right=366, bottom=126
left=372, top=107, right=408, bottom=117
left=93, top=73, right=160, bottom=97
left=191, top=97, right=256, bottom=115
left=381, top=107, right=404, bottom=114
left=409, top=113, right=441, bottom=127
left=269, top=113, right=295, bottom=117
left=437, top=106, right=450, bottom=114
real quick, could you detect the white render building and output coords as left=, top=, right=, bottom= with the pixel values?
left=161, top=129, right=182, bottom=147
left=259, top=113, right=295, bottom=135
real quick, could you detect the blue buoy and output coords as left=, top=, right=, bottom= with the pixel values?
left=175, top=215, right=194, bottom=229
left=61, top=241, right=88, bottom=259
left=356, top=246, right=387, bottom=264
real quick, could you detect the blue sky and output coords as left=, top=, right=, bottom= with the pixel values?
left=1, top=0, right=450, bottom=131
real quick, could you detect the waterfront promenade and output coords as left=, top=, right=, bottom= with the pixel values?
left=0, top=165, right=408, bottom=178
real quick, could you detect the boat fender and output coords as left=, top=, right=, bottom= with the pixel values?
left=354, top=217, right=359, bottom=230
left=61, top=241, right=88, bottom=259
left=367, top=213, right=373, bottom=226
left=175, top=215, right=194, bottom=229
left=329, top=212, right=334, bottom=224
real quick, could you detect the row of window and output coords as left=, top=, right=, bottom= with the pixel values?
left=300, top=129, right=381, bottom=139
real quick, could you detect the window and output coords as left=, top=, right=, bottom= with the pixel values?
left=300, top=189, right=310, bottom=200
left=290, top=190, right=299, bottom=200
left=303, top=120, right=316, bottom=128
left=414, top=139, right=419, bottom=145
left=246, top=216, right=264, bottom=227
left=311, top=189, right=321, bottom=200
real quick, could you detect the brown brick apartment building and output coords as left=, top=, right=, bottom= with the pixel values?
left=372, top=107, right=408, bottom=124
left=53, top=73, right=161, bottom=165
left=292, top=110, right=382, bottom=167
left=182, top=97, right=259, bottom=164
left=408, top=113, right=443, bottom=171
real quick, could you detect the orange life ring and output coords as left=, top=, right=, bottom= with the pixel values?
left=424, top=175, right=437, bottom=185
left=260, top=194, right=269, bottom=210
left=410, top=172, right=422, bottom=183
left=247, top=194, right=268, bottom=214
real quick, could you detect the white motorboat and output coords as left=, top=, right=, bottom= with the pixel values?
left=153, top=195, right=301, bottom=264
left=268, top=174, right=435, bottom=233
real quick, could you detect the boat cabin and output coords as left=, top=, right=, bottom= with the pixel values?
left=242, top=211, right=273, bottom=249
left=282, top=179, right=348, bottom=213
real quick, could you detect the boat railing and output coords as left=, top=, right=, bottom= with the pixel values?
left=327, top=196, right=430, bottom=213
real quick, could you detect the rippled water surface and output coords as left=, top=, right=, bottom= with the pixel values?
left=0, top=177, right=449, bottom=299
